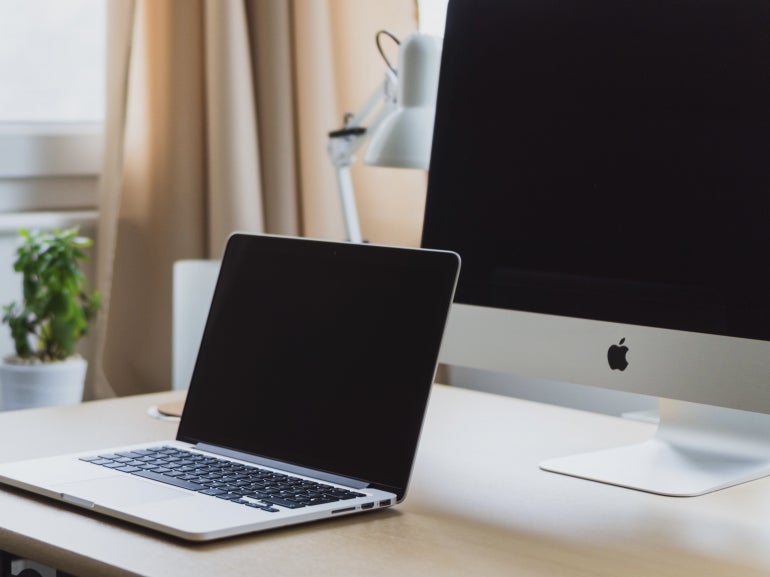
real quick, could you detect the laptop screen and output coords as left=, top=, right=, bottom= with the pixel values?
left=177, top=234, right=460, bottom=497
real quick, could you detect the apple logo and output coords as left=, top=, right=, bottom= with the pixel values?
left=607, top=338, right=629, bottom=371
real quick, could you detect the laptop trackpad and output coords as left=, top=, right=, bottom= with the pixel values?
left=53, top=475, right=191, bottom=508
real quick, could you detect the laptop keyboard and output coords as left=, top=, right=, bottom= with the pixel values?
left=80, top=446, right=366, bottom=513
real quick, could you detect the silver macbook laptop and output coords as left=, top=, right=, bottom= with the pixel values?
left=0, top=233, right=460, bottom=541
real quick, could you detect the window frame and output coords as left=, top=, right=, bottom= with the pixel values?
left=0, top=122, right=102, bottom=212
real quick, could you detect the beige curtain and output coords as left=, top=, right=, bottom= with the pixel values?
left=89, top=0, right=423, bottom=399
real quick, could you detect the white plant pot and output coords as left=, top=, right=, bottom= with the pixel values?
left=0, top=356, right=87, bottom=411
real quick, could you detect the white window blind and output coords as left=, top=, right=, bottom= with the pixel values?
left=0, top=0, right=106, bottom=211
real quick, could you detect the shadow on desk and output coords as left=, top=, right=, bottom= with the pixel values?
left=397, top=503, right=765, bottom=577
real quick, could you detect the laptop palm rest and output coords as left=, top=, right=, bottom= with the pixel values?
left=53, top=475, right=191, bottom=508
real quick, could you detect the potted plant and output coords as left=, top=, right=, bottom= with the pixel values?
left=0, top=228, right=100, bottom=410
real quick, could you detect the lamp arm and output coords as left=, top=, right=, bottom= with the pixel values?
left=327, top=69, right=398, bottom=243
left=346, top=70, right=396, bottom=130
left=327, top=69, right=398, bottom=169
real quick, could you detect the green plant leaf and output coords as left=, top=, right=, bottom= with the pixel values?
left=2, top=226, right=100, bottom=361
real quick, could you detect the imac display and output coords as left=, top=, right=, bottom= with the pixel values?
left=422, top=0, right=770, bottom=495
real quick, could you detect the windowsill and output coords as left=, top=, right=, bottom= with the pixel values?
left=0, top=123, right=102, bottom=136
left=0, top=210, right=98, bottom=234
left=0, top=123, right=102, bottom=212
left=0, top=122, right=103, bottom=179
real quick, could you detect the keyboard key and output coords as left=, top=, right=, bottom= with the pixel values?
left=244, top=491, right=269, bottom=500
left=129, top=449, right=158, bottom=456
left=200, top=488, right=227, bottom=496
left=78, top=455, right=104, bottom=463
left=81, top=457, right=113, bottom=466
left=215, top=492, right=243, bottom=500
left=240, top=500, right=278, bottom=512
left=131, top=469, right=205, bottom=491
left=116, top=451, right=145, bottom=459
left=260, top=496, right=306, bottom=509
left=308, top=497, right=337, bottom=505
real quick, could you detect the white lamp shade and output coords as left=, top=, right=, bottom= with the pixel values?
left=364, top=34, right=442, bottom=169
left=364, top=107, right=435, bottom=169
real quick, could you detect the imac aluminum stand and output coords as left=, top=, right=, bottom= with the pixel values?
left=540, top=398, right=770, bottom=496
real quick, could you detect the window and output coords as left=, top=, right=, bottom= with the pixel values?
left=0, top=0, right=106, bottom=213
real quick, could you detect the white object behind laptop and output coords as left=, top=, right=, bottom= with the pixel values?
left=172, top=259, right=219, bottom=391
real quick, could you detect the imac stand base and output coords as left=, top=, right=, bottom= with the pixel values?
left=540, top=398, right=770, bottom=496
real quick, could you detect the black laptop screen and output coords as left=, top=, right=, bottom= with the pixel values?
left=176, top=234, right=459, bottom=497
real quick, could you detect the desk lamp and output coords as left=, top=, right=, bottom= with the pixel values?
left=327, top=31, right=442, bottom=243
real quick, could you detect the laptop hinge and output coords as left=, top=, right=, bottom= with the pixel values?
left=193, top=443, right=369, bottom=490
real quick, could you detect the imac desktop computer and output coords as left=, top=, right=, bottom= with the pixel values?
left=421, top=0, right=770, bottom=496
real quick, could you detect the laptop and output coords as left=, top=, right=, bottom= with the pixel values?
left=0, top=233, right=460, bottom=541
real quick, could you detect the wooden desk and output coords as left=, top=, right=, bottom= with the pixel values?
left=2, top=384, right=770, bottom=577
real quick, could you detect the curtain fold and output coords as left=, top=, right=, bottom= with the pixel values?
left=90, top=0, right=420, bottom=399
left=89, top=0, right=136, bottom=400
left=246, top=1, right=300, bottom=237
left=204, top=0, right=265, bottom=252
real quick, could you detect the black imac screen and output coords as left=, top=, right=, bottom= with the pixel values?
left=421, top=0, right=770, bottom=340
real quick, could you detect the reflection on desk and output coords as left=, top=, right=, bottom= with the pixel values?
left=1, top=385, right=770, bottom=577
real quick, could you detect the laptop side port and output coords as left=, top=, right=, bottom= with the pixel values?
left=331, top=507, right=356, bottom=514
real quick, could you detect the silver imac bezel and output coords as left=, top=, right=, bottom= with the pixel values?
left=440, top=303, right=770, bottom=496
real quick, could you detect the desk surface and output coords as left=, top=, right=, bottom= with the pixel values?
left=2, top=384, right=770, bottom=577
